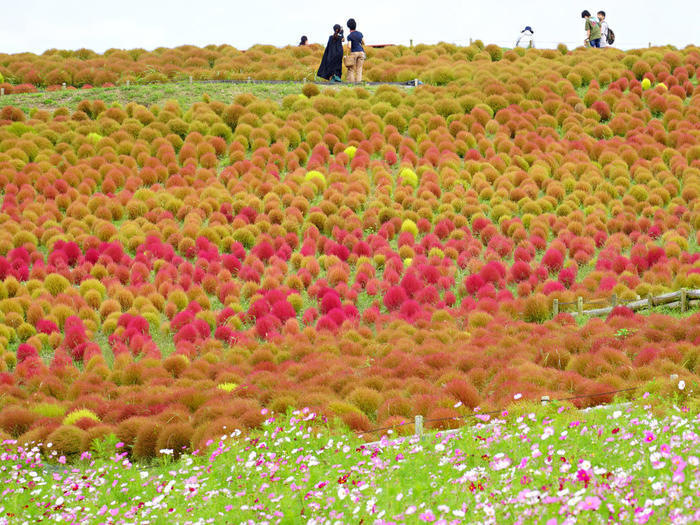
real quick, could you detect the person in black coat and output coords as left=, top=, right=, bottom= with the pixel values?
left=317, top=24, right=344, bottom=82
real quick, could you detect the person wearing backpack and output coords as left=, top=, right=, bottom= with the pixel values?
left=581, top=10, right=602, bottom=48
left=597, top=11, right=614, bottom=47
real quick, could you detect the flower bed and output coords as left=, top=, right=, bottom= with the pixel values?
left=0, top=401, right=697, bottom=523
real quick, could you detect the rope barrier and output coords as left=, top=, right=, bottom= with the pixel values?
left=356, top=386, right=639, bottom=439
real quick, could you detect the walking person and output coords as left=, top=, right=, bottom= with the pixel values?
left=515, top=26, right=535, bottom=48
left=597, top=11, right=610, bottom=47
left=581, top=10, right=602, bottom=48
left=345, top=18, right=365, bottom=83
left=317, top=25, right=344, bottom=82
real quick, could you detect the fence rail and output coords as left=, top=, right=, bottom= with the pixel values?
left=552, top=288, right=699, bottom=318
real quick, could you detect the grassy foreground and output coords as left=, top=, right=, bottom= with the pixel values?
left=0, top=81, right=393, bottom=113
left=0, top=390, right=697, bottom=524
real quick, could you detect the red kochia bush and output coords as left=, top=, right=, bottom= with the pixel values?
left=16, top=343, right=39, bottom=363
left=320, top=290, right=342, bottom=314
left=383, top=285, right=407, bottom=311
left=510, top=261, right=531, bottom=282
left=480, top=261, right=506, bottom=284
left=608, top=305, right=635, bottom=318
left=558, top=266, right=577, bottom=288
left=464, top=274, right=485, bottom=295
left=270, top=300, right=296, bottom=322
left=633, top=346, right=659, bottom=366
left=400, top=272, right=423, bottom=295
left=255, top=315, right=281, bottom=338
left=542, top=280, right=566, bottom=295
left=542, top=248, right=564, bottom=273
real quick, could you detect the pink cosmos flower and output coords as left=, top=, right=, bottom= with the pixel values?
left=579, top=496, right=601, bottom=511
left=644, top=431, right=656, bottom=443
left=576, top=468, right=591, bottom=487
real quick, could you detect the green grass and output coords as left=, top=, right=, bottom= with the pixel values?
left=1, top=81, right=391, bottom=113
left=1, top=392, right=696, bottom=523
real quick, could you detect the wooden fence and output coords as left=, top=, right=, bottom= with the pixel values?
left=553, top=288, right=700, bottom=318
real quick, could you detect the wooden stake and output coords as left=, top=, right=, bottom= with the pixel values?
left=681, top=288, right=687, bottom=313
left=414, top=415, right=423, bottom=440
left=553, top=299, right=559, bottom=317
left=611, top=293, right=617, bottom=307
left=577, top=297, right=583, bottom=316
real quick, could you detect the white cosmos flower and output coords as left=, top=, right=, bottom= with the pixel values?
left=678, top=380, right=685, bottom=390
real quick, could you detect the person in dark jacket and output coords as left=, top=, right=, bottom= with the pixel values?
left=317, top=24, right=344, bottom=82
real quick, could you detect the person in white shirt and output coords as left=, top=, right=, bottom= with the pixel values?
left=515, top=26, right=535, bottom=48
left=597, top=11, right=610, bottom=47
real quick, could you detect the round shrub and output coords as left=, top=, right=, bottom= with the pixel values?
left=46, top=425, right=87, bottom=457
left=0, top=407, right=38, bottom=437
left=155, top=423, right=194, bottom=459
left=44, top=273, right=71, bottom=296
left=523, top=293, right=550, bottom=323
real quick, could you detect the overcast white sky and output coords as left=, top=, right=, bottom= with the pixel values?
left=0, top=0, right=697, bottom=54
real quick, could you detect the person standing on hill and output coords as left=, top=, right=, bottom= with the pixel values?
left=317, top=25, right=344, bottom=82
left=515, top=26, right=535, bottom=48
left=345, top=18, right=365, bottom=83
left=581, top=10, right=602, bottom=47
left=597, top=11, right=610, bottom=47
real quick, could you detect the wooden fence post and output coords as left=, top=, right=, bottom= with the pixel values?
left=553, top=299, right=559, bottom=317
left=410, top=39, right=413, bottom=48
left=648, top=294, right=653, bottom=309
left=62, top=83, right=66, bottom=90
left=541, top=396, right=550, bottom=406
left=577, top=297, right=583, bottom=316
left=189, top=76, right=193, bottom=84
left=126, top=80, right=130, bottom=88
left=611, top=293, right=617, bottom=308
left=0, top=88, right=3, bottom=96
left=414, top=415, right=423, bottom=440
left=681, top=288, right=687, bottom=313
